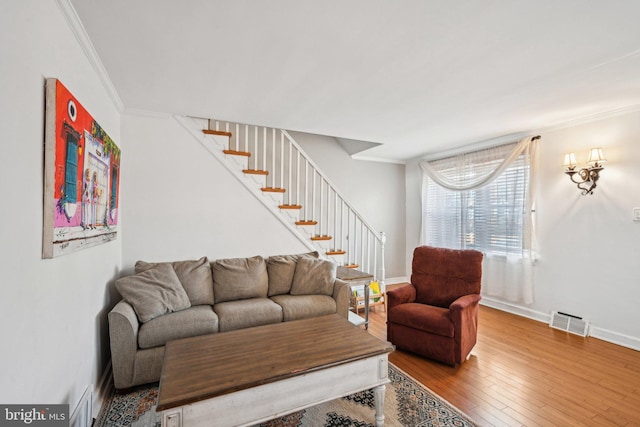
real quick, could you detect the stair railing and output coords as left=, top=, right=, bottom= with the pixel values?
left=208, top=119, right=386, bottom=285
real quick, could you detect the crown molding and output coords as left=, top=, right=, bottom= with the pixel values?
left=535, top=103, right=640, bottom=134
left=416, top=104, right=640, bottom=162
left=350, top=153, right=406, bottom=165
left=56, top=0, right=124, bottom=112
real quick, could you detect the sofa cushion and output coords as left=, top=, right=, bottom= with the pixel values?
left=266, top=251, right=320, bottom=296
left=211, top=256, right=269, bottom=303
left=214, top=298, right=283, bottom=332
left=270, top=294, right=337, bottom=321
left=290, top=257, right=337, bottom=296
left=135, top=257, right=214, bottom=306
left=115, top=264, right=191, bottom=323
left=138, top=305, right=219, bottom=349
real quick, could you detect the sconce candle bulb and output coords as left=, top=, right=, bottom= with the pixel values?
left=563, top=148, right=606, bottom=195
left=563, top=153, right=577, bottom=169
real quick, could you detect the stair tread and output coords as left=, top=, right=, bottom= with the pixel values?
left=203, top=129, right=233, bottom=137
left=224, top=149, right=251, bottom=157
left=326, top=250, right=346, bottom=255
left=209, top=118, right=378, bottom=283
left=243, top=169, right=269, bottom=175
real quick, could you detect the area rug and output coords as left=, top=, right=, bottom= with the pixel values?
left=95, top=364, right=476, bottom=427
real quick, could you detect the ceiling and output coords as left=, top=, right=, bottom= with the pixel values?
left=70, top=0, right=640, bottom=162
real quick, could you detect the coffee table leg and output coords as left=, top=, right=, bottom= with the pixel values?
left=373, top=384, right=385, bottom=426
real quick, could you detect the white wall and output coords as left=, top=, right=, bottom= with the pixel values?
left=406, top=110, right=640, bottom=348
left=533, top=111, right=640, bottom=345
left=0, top=0, right=121, bottom=409
left=120, top=114, right=310, bottom=271
left=289, top=131, right=407, bottom=278
left=119, top=116, right=406, bottom=279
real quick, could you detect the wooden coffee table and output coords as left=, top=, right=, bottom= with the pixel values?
left=157, top=314, right=394, bottom=427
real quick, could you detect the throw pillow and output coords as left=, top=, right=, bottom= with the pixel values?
left=290, top=257, right=337, bottom=296
left=115, top=264, right=191, bottom=323
left=135, top=257, right=214, bottom=306
left=266, top=251, right=320, bottom=296
left=211, top=255, right=269, bottom=303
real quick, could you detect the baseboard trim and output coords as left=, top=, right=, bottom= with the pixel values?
left=93, top=360, right=114, bottom=420
left=481, top=296, right=640, bottom=352
left=384, top=276, right=409, bottom=285
left=589, top=326, right=640, bottom=352
left=480, top=297, right=550, bottom=324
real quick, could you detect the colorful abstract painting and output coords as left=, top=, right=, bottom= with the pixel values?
left=43, top=78, right=121, bottom=258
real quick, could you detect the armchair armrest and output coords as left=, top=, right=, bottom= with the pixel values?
left=448, top=293, right=482, bottom=358
left=386, top=284, right=417, bottom=310
left=449, top=293, right=481, bottom=315
left=332, top=278, right=351, bottom=319
left=108, top=300, right=140, bottom=389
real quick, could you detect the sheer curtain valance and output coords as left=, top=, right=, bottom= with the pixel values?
left=420, top=136, right=539, bottom=304
left=420, top=136, right=537, bottom=191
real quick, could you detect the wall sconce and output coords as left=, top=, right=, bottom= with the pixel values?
left=563, top=148, right=606, bottom=195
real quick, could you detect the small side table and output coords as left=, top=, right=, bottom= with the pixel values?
left=337, top=266, right=374, bottom=329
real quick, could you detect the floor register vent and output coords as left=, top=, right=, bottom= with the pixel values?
left=550, top=311, right=589, bottom=337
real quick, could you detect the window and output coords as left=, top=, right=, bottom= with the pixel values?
left=420, top=137, right=539, bottom=303
left=423, top=149, right=529, bottom=256
left=64, top=132, right=79, bottom=204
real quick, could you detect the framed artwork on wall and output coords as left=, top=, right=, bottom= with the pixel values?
left=42, top=78, right=121, bottom=258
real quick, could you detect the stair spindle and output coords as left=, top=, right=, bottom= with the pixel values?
left=288, top=140, right=293, bottom=205
left=272, top=129, right=276, bottom=188
left=280, top=133, right=284, bottom=191
left=201, top=117, right=385, bottom=283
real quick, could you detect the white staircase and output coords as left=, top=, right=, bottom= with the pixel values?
left=176, top=116, right=386, bottom=286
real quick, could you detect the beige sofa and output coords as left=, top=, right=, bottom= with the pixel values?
left=108, top=252, right=350, bottom=389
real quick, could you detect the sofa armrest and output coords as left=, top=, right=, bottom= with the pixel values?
left=108, top=300, right=140, bottom=389
left=386, top=284, right=417, bottom=310
left=332, top=278, right=351, bottom=319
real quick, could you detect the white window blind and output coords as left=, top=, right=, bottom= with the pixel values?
left=420, top=137, right=538, bottom=303
left=423, top=147, right=528, bottom=255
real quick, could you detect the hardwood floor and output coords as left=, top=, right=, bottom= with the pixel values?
left=366, top=295, right=640, bottom=426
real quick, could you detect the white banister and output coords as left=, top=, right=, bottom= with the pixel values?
left=202, top=117, right=385, bottom=282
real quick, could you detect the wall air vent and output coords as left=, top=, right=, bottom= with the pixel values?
left=550, top=311, right=589, bottom=337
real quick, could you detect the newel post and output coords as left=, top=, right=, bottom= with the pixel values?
left=379, top=231, right=386, bottom=292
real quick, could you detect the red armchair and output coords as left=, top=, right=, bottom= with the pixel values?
left=386, top=246, right=483, bottom=365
